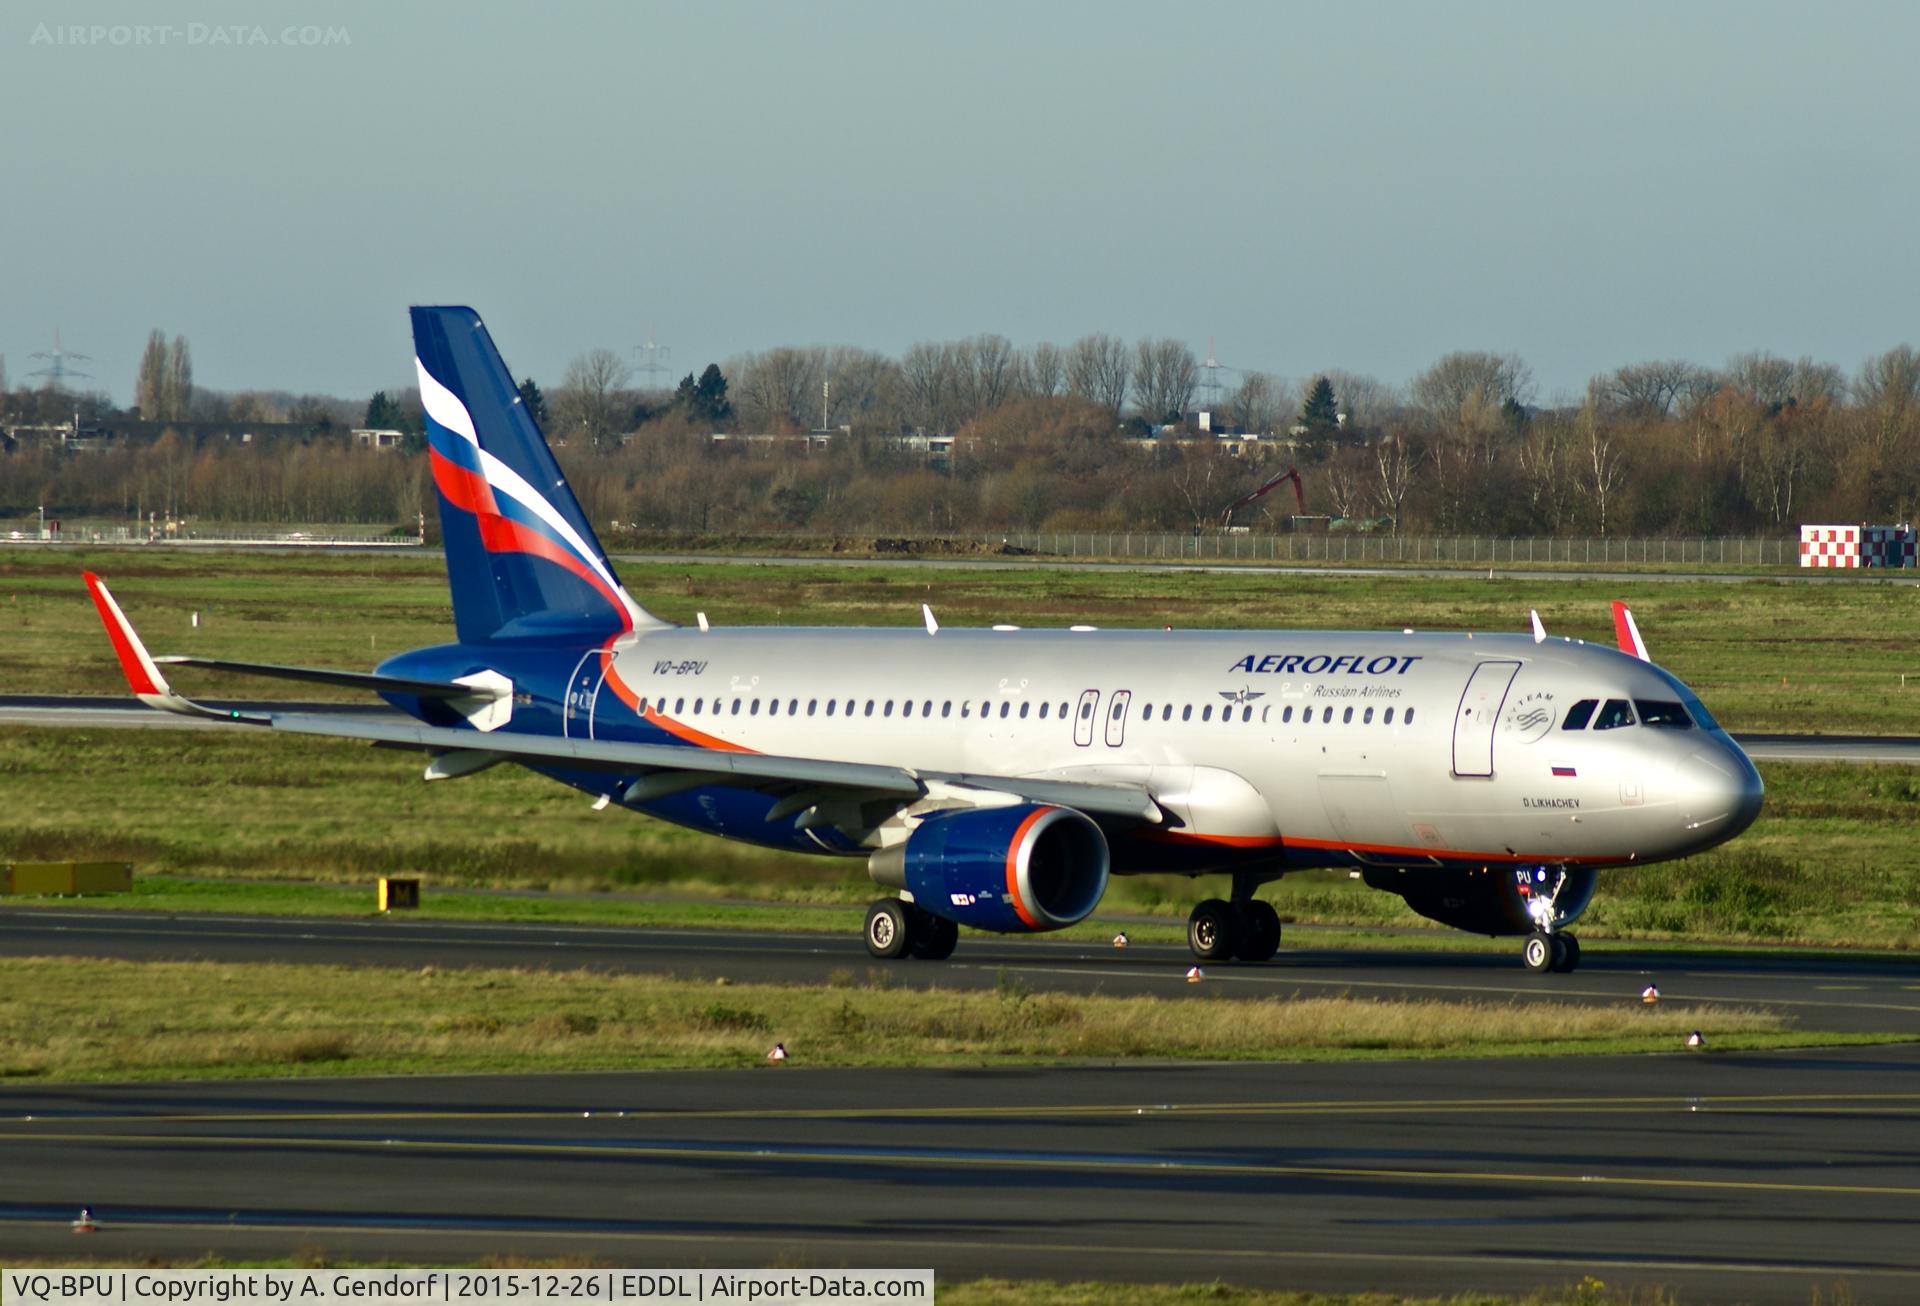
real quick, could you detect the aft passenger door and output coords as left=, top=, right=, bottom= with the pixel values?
left=1104, top=689, right=1132, bottom=747
left=1073, top=689, right=1100, bottom=747
left=1451, top=660, right=1521, bottom=777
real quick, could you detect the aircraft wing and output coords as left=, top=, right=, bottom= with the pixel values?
left=85, top=572, right=1162, bottom=825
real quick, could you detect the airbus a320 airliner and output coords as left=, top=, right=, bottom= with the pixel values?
left=85, top=307, right=1765, bottom=973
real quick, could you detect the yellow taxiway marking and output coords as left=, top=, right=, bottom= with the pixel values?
left=7, top=1129, right=1920, bottom=1202
left=11, top=1088, right=1920, bottom=1129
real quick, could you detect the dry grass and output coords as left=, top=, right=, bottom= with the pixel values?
left=0, top=956, right=1807, bottom=1083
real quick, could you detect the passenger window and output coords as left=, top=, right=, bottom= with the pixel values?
left=1562, top=699, right=1598, bottom=731
left=1141, top=703, right=1152, bottom=718
left=1020, top=702, right=1031, bottom=719
left=1241, top=706, right=1252, bottom=722
left=1593, top=698, right=1635, bottom=730
left=1383, top=706, right=1393, bottom=724
left=638, top=696, right=649, bottom=714
left=923, top=700, right=933, bottom=716
left=942, top=701, right=952, bottom=718
left=1323, top=707, right=1334, bottom=723
left=789, top=698, right=799, bottom=715
left=731, top=699, right=743, bottom=716
left=883, top=700, right=893, bottom=717
left=1202, top=705, right=1213, bottom=722
left=1181, top=705, right=1192, bottom=721
left=674, top=697, right=684, bottom=714
left=1059, top=702, right=1069, bottom=718
left=1363, top=707, right=1374, bottom=723
left=691, top=698, right=703, bottom=714
left=750, top=699, right=761, bottom=716
left=864, top=700, right=875, bottom=717
left=1261, top=706, right=1269, bottom=722
left=1636, top=700, right=1692, bottom=728
left=1405, top=708, right=1415, bottom=725
left=1038, top=702, right=1049, bottom=719
left=825, top=700, right=836, bottom=717
left=808, top=699, right=817, bottom=715
left=1342, top=706, right=1353, bottom=723
left=984, top=701, right=994, bottom=717
left=999, top=702, right=1010, bottom=718
left=1080, top=702, right=1093, bottom=720
left=1282, top=705, right=1293, bottom=723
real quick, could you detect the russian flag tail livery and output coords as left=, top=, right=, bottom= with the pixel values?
left=1611, top=601, right=1649, bottom=661
left=410, top=306, right=667, bottom=644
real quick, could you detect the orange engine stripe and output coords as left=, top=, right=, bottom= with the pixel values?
left=1003, top=806, right=1051, bottom=930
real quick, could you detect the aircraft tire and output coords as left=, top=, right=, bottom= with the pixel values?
left=1552, top=934, right=1580, bottom=973
left=1235, top=900, right=1282, bottom=962
left=1187, top=899, right=1240, bottom=962
left=1522, top=931, right=1555, bottom=974
left=909, top=913, right=959, bottom=961
left=865, top=898, right=913, bottom=959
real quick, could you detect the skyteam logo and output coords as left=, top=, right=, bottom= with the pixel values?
left=1502, top=690, right=1557, bottom=745
left=417, top=356, right=643, bottom=633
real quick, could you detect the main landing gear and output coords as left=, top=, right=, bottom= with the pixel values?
left=1187, top=874, right=1282, bottom=963
left=1522, top=930, right=1581, bottom=974
left=864, top=898, right=959, bottom=961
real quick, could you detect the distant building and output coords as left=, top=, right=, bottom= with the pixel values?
left=353, top=427, right=406, bottom=451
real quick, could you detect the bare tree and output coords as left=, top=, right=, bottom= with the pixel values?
left=1578, top=397, right=1626, bottom=535
left=730, top=347, right=822, bottom=431
left=1321, top=449, right=1369, bottom=520
left=163, top=336, right=193, bottom=420
left=1066, top=333, right=1130, bottom=419
left=968, top=334, right=1020, bottom=416
left=555, top=348, right=634, bottom=445
left=1322, top=369, right=1398, bottom=429
left=1515, top=417, right=1573, bottom=532
left=1131, top=338, right=1197, bottom=426
left=899, top=340, right=962, bottom=432
left=1373, top=433, right=1421, bottom=533
left=1411, top=351, right=1533, bottom=430
left=1853, top=345, right=1920, bottom=454
left=1227, top=372, right=1282, bottom=434
left=135, top=330, right=167, bottom=418
left=1022, top=342, right=1064, bottom=398
left=820, top=346, right=898, bottom=431
left=1596, top=359, right=1713, bottom=419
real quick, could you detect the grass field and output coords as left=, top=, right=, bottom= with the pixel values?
left=0, top=955, right=1820, bottom=1081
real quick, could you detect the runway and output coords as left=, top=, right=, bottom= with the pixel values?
left=3, top=1048, right=1919, bottom=1302
left=6, top=907, right=1920, bottom=1036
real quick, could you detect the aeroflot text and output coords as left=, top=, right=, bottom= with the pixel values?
left=1228, top=654, right=1422, bottom=675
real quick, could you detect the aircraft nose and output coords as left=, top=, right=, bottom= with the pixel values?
left=1675, top=744, right=1764, bottom=838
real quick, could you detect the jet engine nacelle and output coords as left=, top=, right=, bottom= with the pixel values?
left=1362, top=865, right=1598, bottom=937
left=868, top=803, right=1109, bottom=934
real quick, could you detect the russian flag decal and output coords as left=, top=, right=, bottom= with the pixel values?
left=1552, top=765, right=1577, bottom=778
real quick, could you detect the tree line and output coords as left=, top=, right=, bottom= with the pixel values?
left=3, top=329, right=1918, bottom=536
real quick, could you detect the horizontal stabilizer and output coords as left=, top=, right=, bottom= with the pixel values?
left=152, top=656, right=506, bottom=700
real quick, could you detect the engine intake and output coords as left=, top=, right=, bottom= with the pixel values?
left=869, top=803, right=1109, bottom=933
left=1362, top=865, right=1597, bottom=936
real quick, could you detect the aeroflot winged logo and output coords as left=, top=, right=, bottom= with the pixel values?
left=1228, top=653, right=1423, bottom=675
left=416, top=355, right=642, bottom=633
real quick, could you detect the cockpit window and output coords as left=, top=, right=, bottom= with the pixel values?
left=1682, top=693, right=1720, bottom=731
left=1592, top=698, right=1636, bottom=730
left=1635, top=699, right=1693, bottom=729
left=1562, top=699, right=1598, bottom=730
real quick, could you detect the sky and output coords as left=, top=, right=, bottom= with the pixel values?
left=2, top=0, right=1916, bottom=408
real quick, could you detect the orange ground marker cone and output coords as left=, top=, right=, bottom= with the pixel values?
left=766, top=1042, right=788, bottom=1063
left=1112, top=932, right=1129, bottom=948
left=72, top=1207, right=97, bottom=1233
left=1185, top=966, right=1204, bottom=983
left=1641, top=985, right=1661, bottom=1004
left=1686, top=1031, right=1706, bottom=1049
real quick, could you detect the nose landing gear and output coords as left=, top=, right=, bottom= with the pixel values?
left=1520, top=867, right=1582, bottom=973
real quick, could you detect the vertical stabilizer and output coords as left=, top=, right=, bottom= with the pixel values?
left=410, top=306, right=668, bottom=642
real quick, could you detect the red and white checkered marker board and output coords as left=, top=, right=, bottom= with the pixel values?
left=1801, top=524, right=1917, bottom=568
